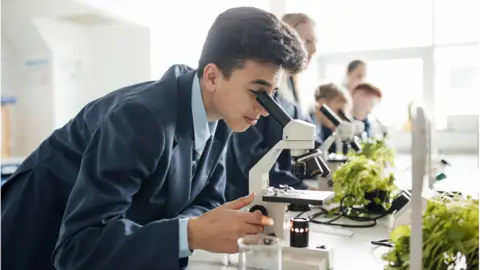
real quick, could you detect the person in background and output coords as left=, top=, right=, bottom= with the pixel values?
left=280, top=13, right=317, bottom=108
left=351, top=82, right=383, bottom=137
left=344, top=59, right=367, bottom=93
left=1, top=7, right=308, bottom=270
left=312, top=83, right=352, bottom=153
left=226, top=12, right=318, bottom=202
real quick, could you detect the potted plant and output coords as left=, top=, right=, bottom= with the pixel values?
left=382, top=194, right=479, bottom=270
left=331, top=156, right=397, bottom=216
left=348, top=138, right=395, bottom=168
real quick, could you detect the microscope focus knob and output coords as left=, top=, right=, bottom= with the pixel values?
left=249, top=205, right=269, bottom=217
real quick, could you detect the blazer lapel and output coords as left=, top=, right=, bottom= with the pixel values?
left=166, top=69, right=196, bottom=216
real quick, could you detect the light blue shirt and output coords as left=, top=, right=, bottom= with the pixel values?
left=179, top=73, right=217, bottom=258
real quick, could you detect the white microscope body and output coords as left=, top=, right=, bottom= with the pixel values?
left=245, top=91, right=336, bottom=270
left=317, top=107, right=364, bottom=191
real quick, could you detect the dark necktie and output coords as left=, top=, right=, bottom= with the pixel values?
left=192, top=137, right=212, bottom=179
left=192, top=149, right=200, bottom=178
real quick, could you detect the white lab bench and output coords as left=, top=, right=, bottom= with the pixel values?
left=188, top=154, right=479, bottom=270
left=188, top=211, right=392, bottom=270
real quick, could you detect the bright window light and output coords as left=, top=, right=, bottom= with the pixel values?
left=435, top=44, right=480, bottom=116
left=324, top=58, right=424, bottom=127
left=286, top=0, right=433, bottom=54
left=434, top=0, right=480, bottom=45
left=151, top=0, right=270, bottom=77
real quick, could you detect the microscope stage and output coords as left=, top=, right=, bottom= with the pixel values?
left=263, top=189, right=334, bottom=205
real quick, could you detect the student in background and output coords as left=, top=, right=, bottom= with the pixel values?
left=344, top=59, right=367, bottom=93
left=312, top=83, right=352, bottom=153
left=226, top=13, right=319, bottom=202
left=280, top=13, right=318, bottom=111
left=351, top=82, right=383, bottom=137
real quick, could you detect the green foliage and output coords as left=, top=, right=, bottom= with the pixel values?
left=383, top=195, right=479, bottom=270
left=348, top=138, right=395, bottom=167
left=332, top=156, right=397, bottom=214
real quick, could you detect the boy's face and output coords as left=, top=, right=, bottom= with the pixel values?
left=352, top=89, right=379, bottom=120
left=204, top=60, right=281, bottom=132
left=316, top=98, right=347, bottom=130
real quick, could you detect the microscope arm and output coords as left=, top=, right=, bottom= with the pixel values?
left=249, top=90, right=323, bottom=192
left=318, top=105, right=362, bottom=157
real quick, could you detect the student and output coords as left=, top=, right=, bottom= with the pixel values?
left=344, top=59, right=367, bottom=93
left=351, top=82, right=383, bottom=137
left=278, top=13, right=317, bottom=114
left=312, top=83, right=352, bottom=153
left=1, top=7, right=308, bottom=270
left=225, top=13, right=318, bottom=202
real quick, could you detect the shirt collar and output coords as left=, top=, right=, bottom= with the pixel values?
left=191, top=73, right=217, bottom=152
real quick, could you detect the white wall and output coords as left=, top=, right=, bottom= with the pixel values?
left=2, top=2, right=151, bottom=156
left=34, top=18, right=92, bottom=129
left=0, top=15, right=53, bottom=156
left=1, top=42, right=18, bottom=97
left=34, top=19, right=151, bottom=130
left=89, top=25, right=150, bottom=99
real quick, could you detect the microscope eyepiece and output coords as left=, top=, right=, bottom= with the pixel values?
left=339, top=110, right=355, bottom=123
left=320, top=104, right=342, bottom=127
left=251, top=90, right=291, bottom=128
left=320, top=104, right=363, bottom=153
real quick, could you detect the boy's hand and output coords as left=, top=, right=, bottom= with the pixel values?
left=187, top=193, right=274, bottom=254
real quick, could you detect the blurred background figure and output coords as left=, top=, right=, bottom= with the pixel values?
left=312, top=82, right=352, bottom=153
left=351, top=82, right=382, bottom=137
left=344, top=59, right=367, bottom=93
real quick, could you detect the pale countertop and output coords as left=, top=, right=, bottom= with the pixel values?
left=187, top=211, right=392, bottom=270
left=188, top=154, right=479, bottom=270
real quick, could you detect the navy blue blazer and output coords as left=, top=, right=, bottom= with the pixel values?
left=225, top=91, right=320, bottom=202
left=1, top=65, right=231, bottom=270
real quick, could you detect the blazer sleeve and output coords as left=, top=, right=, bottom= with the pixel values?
left=231, top=118, right=308, bottom=190
left=52, top=102, right=180, bottom=270
left=178, top=147, right=227, bottom=217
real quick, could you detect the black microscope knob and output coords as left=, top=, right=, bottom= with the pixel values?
left=249, top=205, right=268, bottom=217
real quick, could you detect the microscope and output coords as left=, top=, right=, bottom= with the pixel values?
left=245, top=90, right=335, bottom=270
left=317, top=105, right=363, bottom=191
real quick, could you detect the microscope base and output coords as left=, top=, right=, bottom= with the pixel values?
left=283, top=246, right=334, bottom=270
left=233, top=246, right=334, bottom=270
